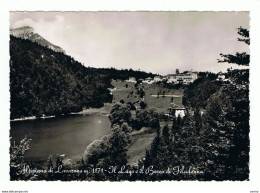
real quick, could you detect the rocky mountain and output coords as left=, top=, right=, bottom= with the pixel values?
left=10, top=26, right=65, bottom=54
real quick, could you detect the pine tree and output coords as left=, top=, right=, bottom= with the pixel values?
left=218, top=27, right=250, bottom=66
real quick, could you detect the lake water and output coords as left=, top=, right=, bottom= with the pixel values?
left=10, top=113, right=111, bottom=161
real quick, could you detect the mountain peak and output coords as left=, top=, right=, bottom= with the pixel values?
left=10, top=26, right=34, bottom=37
left=10, top=26, right=65, bottom=54
left=10, top=26, right=34, bottom=31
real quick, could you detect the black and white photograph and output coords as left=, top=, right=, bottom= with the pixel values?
left=8, top=11, right=250, bottom=181
left=1, top=0, right=260, bottom=192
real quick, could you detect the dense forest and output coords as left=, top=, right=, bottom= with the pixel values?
left=140, top=69, right=249, bottom=181
left=182, top=74, right=220, bottom=109
left=10, top=36, right=155, bottom=119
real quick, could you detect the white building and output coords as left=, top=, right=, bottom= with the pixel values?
left=216, top=73, right=226, bottom=81
left=167, top=75, right=177, bottom=83
left=166, top=70, right=198, bottom=84
left=143, top=77, right=154, bottom=84
left=168, top=104, right=185, bottom=118
left=154, top=76, right=162, bottom=82
left=175, top=109, right=185, bottom=118
left=126, top=77, right=136, bottom=83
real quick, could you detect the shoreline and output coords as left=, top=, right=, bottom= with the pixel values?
left=10, top=103, right=112, bottom=122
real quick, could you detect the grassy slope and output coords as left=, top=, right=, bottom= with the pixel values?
left=128, top=132, right=157, bottom=165
left=110, top=80, right=184, bottom=165
left=111, top=80, right=184, bottom=113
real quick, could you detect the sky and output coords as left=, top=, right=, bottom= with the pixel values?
left=10, top=12, right=250, bottom=75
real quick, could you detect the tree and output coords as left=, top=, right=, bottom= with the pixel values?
left=10, top=136, right=31, bottom=180
left=126, top=102, right=136, bottom=110
left=109, top=103, right=132, bottom=126
left=137, top=88, right=145, bottom=98
left=194, top=108, right=202, bottom=134
left=176, top=114, right=183, bottom=127
left=162, top=125, right=170, bottom=141
left=134, top=109, right=160, bottom=130
left=237, top=27, right=250, bottom=45
left=201, top=83, right=249, bottom=180
left=150, top=118, right=160, bottom=130
left=171, top=116, right=177, bottom=135
left=183, top=77, right=220, bottom=108
left=83, top=123, right=132, bottom=180
left=140, top=101, right=147, bottom=109
left=45, top=155, right=54, bottom=170
left=218, top=27, right=250, bottom=66
left=43, top=155, right=55, bottom=180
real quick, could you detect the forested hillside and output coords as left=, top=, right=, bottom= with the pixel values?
left=10, top=36, right=112, bottom=119
left=10, top=36, right=155, bottom=119
left=182, top=74, right=220, bottom=109
left=134, top=69, right=249, bottom=181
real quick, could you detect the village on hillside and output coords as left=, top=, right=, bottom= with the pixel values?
left=127, top=69, right=198, bottom=85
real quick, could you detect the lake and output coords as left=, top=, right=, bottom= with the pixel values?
left=10, top=113, right=111, bottom=161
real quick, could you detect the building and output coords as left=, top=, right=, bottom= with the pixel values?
left=166, top=70, right=198, bottom=85
left=143, top=77, right=154, bottom=84
left=167, top=75, right=178, bottom=83
left=154, top=76, right=162, bottom=82
left=126, top=77, right=136, bottom=83
left=216, top=73, right=225, bottom=81
left=168, top=104, right=185, bottom=118
left=216, top=73, right=233, bottom=85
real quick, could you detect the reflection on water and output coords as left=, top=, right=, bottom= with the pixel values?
left=10, top=114, right=111, bottom=161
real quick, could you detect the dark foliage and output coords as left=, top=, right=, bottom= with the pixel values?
left=109, top=103, right=132, bottom=126
left=134, top=109, right=160, bottom=130
left=10, top=36, right=155, bottom=119
left=237, top=26, right=250, bottom=45
left=183, top=77, right=220, bottom=109
left=126, top=102, right=136, bottom=111
left=218, top=52, right=250, bottom=66
left=137, top=88, right=145, bottom=98
left=218, top=27, right=250, bottom=66
left=139, top=70, right=249, bottom=181
left=140, top=101, right=147, bottom=109
left=10, top=36, right=112, bottom=119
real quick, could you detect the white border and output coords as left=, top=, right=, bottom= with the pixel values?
left=1, top=0, right=260, bottom=192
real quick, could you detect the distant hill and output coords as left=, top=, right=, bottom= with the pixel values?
left=10, top=36, right=113, bottom=119
left=10, top=26, right=65, bottom=54
left=10, top=35, right=156, bottom=119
